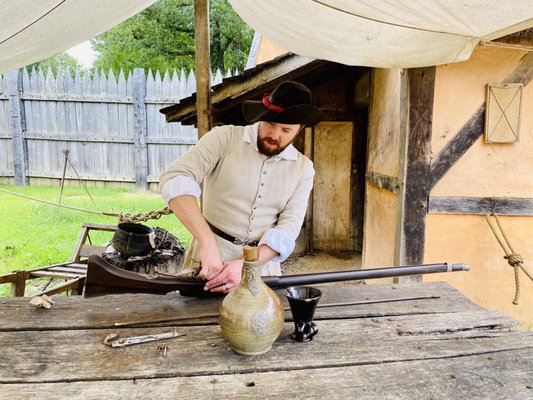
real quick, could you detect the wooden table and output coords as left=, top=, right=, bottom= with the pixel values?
left=0, top=282, right=532, bottom=399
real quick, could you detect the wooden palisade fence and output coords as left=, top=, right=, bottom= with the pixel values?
left=0, top=67, right=232, bottom=189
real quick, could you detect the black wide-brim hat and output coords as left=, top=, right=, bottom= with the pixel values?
left=242, top=81, right=323, bottom=127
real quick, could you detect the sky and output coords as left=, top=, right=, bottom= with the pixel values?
left=66, top=41, right=97, bottom=69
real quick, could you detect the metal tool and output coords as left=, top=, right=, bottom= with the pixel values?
left=103, top=329, right=185, bottom=348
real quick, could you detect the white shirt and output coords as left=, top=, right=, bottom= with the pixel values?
left=160, top=123, right=314, bottom=274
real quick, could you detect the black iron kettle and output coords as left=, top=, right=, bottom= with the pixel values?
left=111, top=222, right=156, bottom=257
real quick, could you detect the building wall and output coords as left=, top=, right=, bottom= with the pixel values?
left=362, top=186, right=398, bottom=277
left=254, top=37, right=287, bottom=66
left=253, top=36, right=533, bottom=329
left=362, top=69, right=403, bottom=275
left=425, top=47, right=533, bottom=330
left=313, top=122, right=354, bottom=251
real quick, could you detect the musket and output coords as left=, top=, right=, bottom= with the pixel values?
left=84, top=255, right=469, bottom=298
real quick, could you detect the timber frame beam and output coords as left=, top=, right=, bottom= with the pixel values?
left=395, top=66, right=436, bottom=281
left=394, top=52, right=533, bottom=274
left=428, top=196, right=533, bottom=216
left=367, top=171, right=400, bottom=193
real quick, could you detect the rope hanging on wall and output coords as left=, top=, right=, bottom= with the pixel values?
left=485, top=213, right=533, bottom=305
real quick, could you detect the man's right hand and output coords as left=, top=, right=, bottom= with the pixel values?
left=167, top=195, right=225, bottom=280
left=197, top=240, right=224, bottom=281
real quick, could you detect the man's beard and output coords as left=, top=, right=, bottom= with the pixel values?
left=257, top=136, right=291, bottom=156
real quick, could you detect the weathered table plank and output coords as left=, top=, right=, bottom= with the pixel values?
left=1, top=281, right=530, bottom=399
left=2, top=349, right=532, bottom=399
left=0, top=282, right=480, bottom=331
left=0, top=312, right=528, bottom=383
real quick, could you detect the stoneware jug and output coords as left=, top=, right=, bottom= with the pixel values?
left=219, top=246, right=284, bottom=356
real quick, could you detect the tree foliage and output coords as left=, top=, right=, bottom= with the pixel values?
left=91, top=0, right=253, bottom=76
left=26, top=53, right=83, bottom=77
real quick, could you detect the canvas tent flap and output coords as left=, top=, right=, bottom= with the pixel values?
left=229, top=0, right=533, bottom=68
left=0, top=0, right=157, bottom=73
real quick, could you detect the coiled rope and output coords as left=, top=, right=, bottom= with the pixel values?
left=117, top=207, right=173, bottom=223
left=0, top=188, right=172, bottom=223
left=485, top=213, right=533, bottom=305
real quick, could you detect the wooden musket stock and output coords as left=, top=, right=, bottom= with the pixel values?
left=84, top=255, right=469, bottom=298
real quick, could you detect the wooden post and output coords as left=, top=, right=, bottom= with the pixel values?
left=11, top=270, right=27, bottom=297
left=132, top=68, right=148, bottom=190
left=7, top=69, right=28, bottom=186
left=394, top=69, right=409, bottom=269
left=395, top=67, right=436, bottom=283
left=304, top=127, right=314, bottom=253
left=194, top=0, right=212, bottom=138
left=58, top=149, right=70, bottom=203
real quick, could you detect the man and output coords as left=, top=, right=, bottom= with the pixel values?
left=160, top=81, right=322, bottom=294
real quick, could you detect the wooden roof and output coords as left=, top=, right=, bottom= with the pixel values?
left=159, top=53, right=358, bottom=126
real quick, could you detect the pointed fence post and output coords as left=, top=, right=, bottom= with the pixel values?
left=132, top=68, right=148, bottom=190
left=7, top=69, right=28, bottom=186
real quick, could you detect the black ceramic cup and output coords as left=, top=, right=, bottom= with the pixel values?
left=284, top=286, right=322, bottom=342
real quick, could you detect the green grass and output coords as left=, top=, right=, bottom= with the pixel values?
left=0, top=184, right=191, bottom=296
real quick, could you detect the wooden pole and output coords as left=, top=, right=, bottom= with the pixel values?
left=7, top=69, right=28, bottom=186
left=194, top=0, right=212, bottom=138
left=12, top=271, right=27, bottom=297
left=304, top=127, right=314, bottom=253
left=132, top=68, right=148, bottom=190
left=394, top=69, right=409, bottom=269
left=395, top=67, right=436, bottom=283
left=58, top=149, right=70, bottom=204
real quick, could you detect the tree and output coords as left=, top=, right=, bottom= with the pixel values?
left=210, top=0, right=252, bottom=74
left=91, top=0, right=253, bottom=76
left=26, top=53, right=83, bottom=77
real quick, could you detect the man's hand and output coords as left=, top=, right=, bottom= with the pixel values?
left=197, top=241, right=224, bottom=281
left=204, top=258, right=244, bottom=293
left=167, top=195, right=226, bottom=280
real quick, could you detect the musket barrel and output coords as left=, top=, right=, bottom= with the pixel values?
left=84, top=255, right=470, bottom=298
left=263, top=263, right=470, bottom=288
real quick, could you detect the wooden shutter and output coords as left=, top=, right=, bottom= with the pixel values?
left=485, top=83, right=522, bottom=143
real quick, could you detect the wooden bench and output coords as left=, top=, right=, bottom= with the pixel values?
left=0, top=222, right=117, bottom=297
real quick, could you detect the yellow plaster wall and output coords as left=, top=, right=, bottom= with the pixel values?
left=425, top=214, right=533, bottom=330
left=254, top=37, right=287, bottom=66
left=362, top=69, right=402, bottom=277
left=426, top=47, right=533, bottom=330
left=432, top=47, right=533, bottom=197
left=362, top=185, right=397, bottom=276
left=432, top=47, right=527, bottom=154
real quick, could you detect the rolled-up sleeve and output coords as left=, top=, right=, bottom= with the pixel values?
left=259, top=160, right=314, bottom=262
left=161, top=176, right=201, bottom=205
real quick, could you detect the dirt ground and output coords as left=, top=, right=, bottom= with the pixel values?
left=281, top=251, right=362, bottom=275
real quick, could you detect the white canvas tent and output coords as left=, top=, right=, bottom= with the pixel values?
left=229, top=0, right=533, bottom=68
left=1, top=1, right=531, bottom=73
left=0, top=0, right=157, bottom=73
